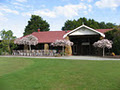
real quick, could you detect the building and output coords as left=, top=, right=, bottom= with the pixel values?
left=15, top=24, right=113, bottom=55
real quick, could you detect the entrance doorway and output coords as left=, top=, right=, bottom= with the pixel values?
left=70, top=35, right=100, bottom=55
left=81, top=42, right=90, bottom=55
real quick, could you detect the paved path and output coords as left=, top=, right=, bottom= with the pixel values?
left=0, top=55, right=120, bottom=60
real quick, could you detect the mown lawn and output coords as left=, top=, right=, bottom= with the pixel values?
left=0, top=57, right=120, bottom=90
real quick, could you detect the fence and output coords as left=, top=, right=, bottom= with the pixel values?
left=12, top=50, right=57, bottom=56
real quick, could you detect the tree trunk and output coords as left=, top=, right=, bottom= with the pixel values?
left=24, top=45, right=28, bottom=50
left=29, top=45, right=31, bottom=51
left=8, top=45, right=11, bottom=54
left=103, top=47, right=105, bottom=57
left=8, top=40, right=11, bottom=54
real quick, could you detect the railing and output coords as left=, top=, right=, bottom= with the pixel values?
left=12, top=50, right=57, bottom=56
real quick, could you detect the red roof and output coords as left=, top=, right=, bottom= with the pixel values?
left=31, top=31, right=70, bottom=43
left=96, top=29, right=113, bottom=33
left=19, top=29, right=113, bottom=43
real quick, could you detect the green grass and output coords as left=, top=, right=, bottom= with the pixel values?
left=0, top=57, right=120, bottom=90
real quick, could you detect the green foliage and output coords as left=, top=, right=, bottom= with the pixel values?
left=0, top=30, right=17, bottom=55
left=62, top=17, right=116, bottom=30
left=105, top=29, right=120, bottom=55
left=23, top=15, right=50, bottom=36
left=105, top=29, right=117, bottom=40
left=112, top=30, right=120, bottom=54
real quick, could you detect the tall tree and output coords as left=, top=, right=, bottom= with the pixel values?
left=62, top=17, right=116, bottom=30
left=99, top=22, right=106, bottom=29
left=106, top=22, right=116, bottom=29
left=105, top=28, right=120, bottom=55
left=0, top=30, right=16, bottom=54
left=23, top=15, right=50, bottom=36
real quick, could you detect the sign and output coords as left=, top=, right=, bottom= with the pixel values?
left=82, top=42, right=90, bottom=45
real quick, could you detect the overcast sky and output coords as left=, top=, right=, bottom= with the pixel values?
left=0, top=0, right=120, bottom=38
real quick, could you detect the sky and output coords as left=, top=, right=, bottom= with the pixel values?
left=0, top=0, right=120, bottom=38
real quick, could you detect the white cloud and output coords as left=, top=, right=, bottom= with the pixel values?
left=15, top=0, right=27, bottom=3
left=95, top=0, right=120, bottom=10
left=12, top=2, right=31, bottom=10
left=88, top=0, right=93, bottom=2
left=83, top=11, right=88, bottom=15
left=2, top=8, right=19, bottom=14
left=22, top=9, right=56, bottom=18
left=0, top=12, right=3, bottom=16
left=80, top=0, right=93, bottom=2
left=22, top=3, right=92, bottom=18
left=88, top=5, right=92, bottom=12
left=0, top=16, right=8, bottom=21
left=12, top=2, right=23, bottom=6
left=21, top=12, right=31, bottom=16
left=0, top=6, right=19, bottom=14
left=0, top=9, right=8, bottom=22
left=54, top=3, right=87, bottom=18
left=14, top=6, right=24, bottom=10
left=34, top=9, right=56, bottom=18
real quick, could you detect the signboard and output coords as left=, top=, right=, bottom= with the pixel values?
left=82, top=42, right=90, bottom=45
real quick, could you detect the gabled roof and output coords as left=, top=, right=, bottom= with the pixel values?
left=63, top=25, right=106, bottom=38
left=16, top=25, right=113, bottom=44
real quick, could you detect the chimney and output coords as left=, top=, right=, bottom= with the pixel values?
left=38, top=28, right=40, bottom=32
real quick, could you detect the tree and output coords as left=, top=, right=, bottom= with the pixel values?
left=99, top=22, right=106, bottom=29
left=111, top=30, right=120, bottom=55
left=106, top=22, right=116, bottom=29
left=105, top=28, right=120, bottom=55
left=23, top=15, right=50, bottom=36
left=0, top=30, right=16, bottom=54
left=93, top=39, right=112, bottom=56
left=105, top=29, right=117, bottom=40
left=51, top=39, right=73, bottom=56
left=62, top=17, right=116, bottom=30
left=14, top=35, right=38, bottom=50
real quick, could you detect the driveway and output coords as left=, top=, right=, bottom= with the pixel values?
left=0, top=55, right=120, bottom=60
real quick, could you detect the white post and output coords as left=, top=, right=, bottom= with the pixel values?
left=62, top=46, right=64, bottom=56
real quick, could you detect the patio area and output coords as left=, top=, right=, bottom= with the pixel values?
left=12, top=50, right=57, bottom=56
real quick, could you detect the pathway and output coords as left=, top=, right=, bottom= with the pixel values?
left=0, top=55, right=120, bottom=60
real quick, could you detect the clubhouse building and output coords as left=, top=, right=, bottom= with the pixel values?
left=15, top=24, right=113, bottom=55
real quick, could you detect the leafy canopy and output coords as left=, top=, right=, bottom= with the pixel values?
left=51, top=39, right=73, bottom=47
left=23, top=15, right=50, bottom=36
left=62, top=17, right=116, bottom=30
left=93, top=39, right=112, bottom=56
left=93, top=39, right=112, bottom=49
left=105, top=27, right=120, bottom=55
left=0, top=30, right=16, bottom=54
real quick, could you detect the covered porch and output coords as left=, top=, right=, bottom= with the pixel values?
left=63, top=24, right=105, bottom=56
left=70, top=35, right=101, bottom=55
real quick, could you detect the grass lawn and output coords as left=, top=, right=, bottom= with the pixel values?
left=0, top=57, right=120, bottom=90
